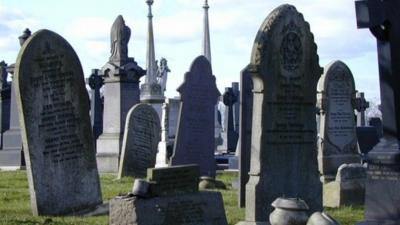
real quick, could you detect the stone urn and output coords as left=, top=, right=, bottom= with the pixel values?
left=269, top=197, right=309, bottom=225
left=307, top=212, right=341, bottom=225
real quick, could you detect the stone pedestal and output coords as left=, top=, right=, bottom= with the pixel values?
left=0, top=78, right=23, bottom=169
left=96, top=62, right=144, bottom=173
left=357, top=138, right=400, bottom=225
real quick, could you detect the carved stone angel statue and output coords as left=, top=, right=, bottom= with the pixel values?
left=109, top=15, right=131, bottom=64
left=156, top=58, right=170, bottom=92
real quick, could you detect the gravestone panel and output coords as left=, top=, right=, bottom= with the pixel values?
left=238, top=67, right=253, bottom=208
left=147, top=164, right=199, bottom=196
left=118, top=103, right=160, bottom=178
left=238, top=5, right=323, bottom=224
left=317, top=61, right=359, bottom=180
left=14, top=29, right=102, bottom=215
left=170, top=56, right=220, bottom=177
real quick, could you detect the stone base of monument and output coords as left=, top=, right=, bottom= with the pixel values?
left=96, top=133, right=120, bottom=173
left=323, top=164, right=366, bottom=208
left=357, top=137, right=400, bottom=224
left=110, top=192, right=227, bottom=225
left=110, top=165, right=228, bottom=225
left=0, top=149, right=24, bottom=169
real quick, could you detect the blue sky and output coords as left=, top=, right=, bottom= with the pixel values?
left=0, top=0, right=380, bottom=104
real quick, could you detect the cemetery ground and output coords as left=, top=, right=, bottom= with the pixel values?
left=0, top=170, right=362, bottom=225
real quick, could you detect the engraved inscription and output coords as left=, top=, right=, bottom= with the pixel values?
left=368, top=165, right=400, bottom=181
left=128, top=109, right=158, bottom=174
left=33, top=47, right=84, bottom=164
left=159, top=200, right=206, bottom=225
left=266, top=75, right=314, bottom=144
left=327, top=71, right=354, bottom=151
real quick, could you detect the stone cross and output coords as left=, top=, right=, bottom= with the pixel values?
left=356, top=0, right=400, bottom=144
left=355, top=92, right=370, bottom=126
left=87, top=69, right=104, bottom=141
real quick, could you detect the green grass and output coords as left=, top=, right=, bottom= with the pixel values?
left=0, top=171, right=363, bottom=225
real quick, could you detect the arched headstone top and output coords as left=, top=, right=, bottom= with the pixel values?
left=318, top=60, right=356, bottom=95
left=177, top=55, right=219, bottom=104
left=249, top=4, right=321, bottom=93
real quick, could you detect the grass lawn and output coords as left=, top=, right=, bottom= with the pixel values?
left=0, top=170, right=363, bottom=225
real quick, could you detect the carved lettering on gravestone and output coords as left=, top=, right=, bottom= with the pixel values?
left=170, top=56, right=220, bottom=178
left=240, top=5, right=323, bottom=223
left=15, top=29, right=102, bottom=216
left=326, top=63, right=356, bottom=151
left=118, top=103, right=160, bottom=178
left=317, top=61, right=359, bottom=178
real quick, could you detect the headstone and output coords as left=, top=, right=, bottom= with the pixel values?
left=355, top=92, right=370, bottom=126
left=232, top=82, right=240, bottom=135
left=355, top=1, right=400, bottom=224
left=170, top=56, right=220, bottom=178
left=167, top=97, right=180, bottom=139
left=237, top=67, right=253, bottom=208
left=369, top=117, right=383, bottom=138
left=0, top=61, right=11, bottom=150
left=356, top=126, right=380, bottom=155
left=219, top=87, right=238, bottom=153
left=14, top=29, right=102, bottom=215
left=237, top=5, right=323, bottom=224
left=87, top=69, right=104, bottom=142
left=96, top=15, right=145, bottom=173
left=110, top=165, right=228, bottom=225
left=317, top=60, right=360, bottom=181
left=323, top=163, right=366, bottom=208
left=118, top=103, right=160, bottom=178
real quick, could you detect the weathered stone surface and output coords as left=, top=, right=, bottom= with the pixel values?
left=147, top=164, right=199, bottom=196
left=14, top=29, right=102, bottom=215
left=118, top=103, right=160, bottom=178
left=237, top=67, right=253, bottom=208
left=323, top=164, right=366, bottom=208
left=317, top=61, right=359, bottom=181
left=238, top=5, right=323, bottom=224
left=170, top=56, right=220, bottom=177
left=109, top=192, right=228, bottom=225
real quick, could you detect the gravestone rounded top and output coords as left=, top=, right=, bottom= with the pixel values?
left=118, top=103, right=161, bottom=178
left=249, top=4, right=321, bottom=96
left=317, top=60, right=355, bottom=95
left=14, top=29, right=102, bottom=215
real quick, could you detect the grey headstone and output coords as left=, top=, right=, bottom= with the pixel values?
left=118, top=103, right=160, bottom=178
left=14, top=29, right=102, bottom=215
left=238, top=5, right=323, bottom=224
left=237, top=66, right=253, bottom=208
left=323, top=163, right=366, bottom=207
left=147, top=164, right=199, bottom=196
left=317, top=61, right=360, bottom=181
left=0, top=61, right=11, bottom=150
left=170, top=56, right=220, bottom=178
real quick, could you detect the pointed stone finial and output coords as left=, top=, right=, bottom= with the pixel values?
left=109, top=15, right=131, bottom=64
left=203, top=0, right=211, bottom=63
left=145, top=0, right=157, bottom=84
left=18, top=28, right=31, bottom=46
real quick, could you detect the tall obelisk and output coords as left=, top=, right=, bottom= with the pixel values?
left=202, top=0, right=222, bottom=151
left=140, top=0, right=164, bottom=118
